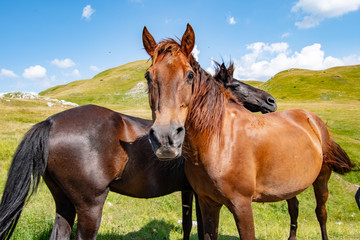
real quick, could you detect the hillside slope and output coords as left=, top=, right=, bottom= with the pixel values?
left=40, top=60, right=151, bottom=110
left=261, top=65, right=360, bottom=102
left=41, top=62, right=360, bottom=108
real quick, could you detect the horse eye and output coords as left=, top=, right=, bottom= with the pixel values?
left=233, top=84, right=241, bottom=89
left=186, top=71, right=194, bottom=84
left=145, top=71, right=152, bottom=83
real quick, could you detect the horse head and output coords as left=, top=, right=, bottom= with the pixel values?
left=213, top=62, right=277, bottom=113
left=142, top=24, right=195, bottom=160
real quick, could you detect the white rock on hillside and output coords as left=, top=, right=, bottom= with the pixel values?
left=1, top=91, right=78, bottom=107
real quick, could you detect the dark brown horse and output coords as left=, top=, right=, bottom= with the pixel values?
left=142, top=24, right=358, bottom=240
left=0, top=66, right=275, bottom=239
left=213, top=62, right=276, bottom=113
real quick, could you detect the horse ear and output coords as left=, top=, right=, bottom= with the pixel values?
left=228, top=63, right=234, bottom=78
left=218, top=63, right=232, bottom=84
left=218, top=63, right=228, bottom=83
left=181, top=24, right=195, bottom=57
left=142, top=26, right=157, bottom=57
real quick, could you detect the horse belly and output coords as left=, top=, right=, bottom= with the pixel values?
left=252, top=135, right=323, bottom=202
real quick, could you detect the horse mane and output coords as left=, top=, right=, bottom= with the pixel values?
left=153, top=39, right=239, bottom=137
left=186, top=56, right=224, bottom=136
left=188, top=56, right=240, bottom=137
left=153, top=38, right=182, bottom=63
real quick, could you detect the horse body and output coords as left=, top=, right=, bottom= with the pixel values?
left=142, top=24, right=357, bottom=240
left=45, top=105, right=194, bottom=239
left=186, top=106, right=325, bottom=204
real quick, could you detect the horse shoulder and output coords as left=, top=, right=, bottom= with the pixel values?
left=117, top=113, right=152, bottom=142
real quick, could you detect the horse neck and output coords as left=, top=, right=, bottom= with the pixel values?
left=186, top=57, right=226, bottom=139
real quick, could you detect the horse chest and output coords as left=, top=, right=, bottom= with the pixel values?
left=185, top=145, right=243, bottom=201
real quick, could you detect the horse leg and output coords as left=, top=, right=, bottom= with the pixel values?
left=313, top=165, right=331, bottom=240
left=74, top=189, right=109, bottom=240
left=198, top=197, right=222, bottom=240
left=356, top=187, right=360, bottom=210
left=228, top=196, right=255, bottom=240
left=44, top=175, right=76, bottom=240
left=181, top=190, right=194, bottom=240
left=286, top=197, right=299, bottom=240
left=195, top=193, right=204, bottom=240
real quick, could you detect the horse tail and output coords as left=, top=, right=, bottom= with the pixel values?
left=0, top=119, right=52, bottom=240
left=323, top=138, right=358, bottom=175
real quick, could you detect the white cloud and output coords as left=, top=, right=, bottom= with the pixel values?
left=225, top=42, right=360, bottom=81
left=82, top=5, right=95, bottom=20
left=63, top=69, right=81, bottom=78
left=22, top=65, right=47, bottom=80
left=89, top=65, right=100, bottom=71
left=341, top=54, right=360, bottom=64
left=40, top=75, right=57, bottom=88
left=51, top=58, right=76, bottom=68
left=205, top=58, right=216, bottom=75
left=292, top=0, right=360, bottom=28
left=192, top=45, right=200, bottom=61
left=164, top=18, right=173, bottom=24
left=72, top=69, right=81, bottom=78
left=1, top=68, right=18, bottom=78
left=206, top=67, right=215, bottom=75
left=281, top=32, right=290, bottom=38
left=228, top=16, right=237, bottom=25
left=294, top=14, right=323, bottom=29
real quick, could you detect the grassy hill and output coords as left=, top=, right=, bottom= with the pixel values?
left=41, top=61, right=360, bottom=109
left=40, top=60, right=151, bottom=111
left=260, top=65, right=360, bottom=102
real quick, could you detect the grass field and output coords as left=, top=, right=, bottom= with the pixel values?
left=0, top=62, right=359, bottom=239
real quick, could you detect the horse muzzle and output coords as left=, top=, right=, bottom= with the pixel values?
left=261, top=96, right=277, bottom=113
left=148, top=124, right=185, bottom=161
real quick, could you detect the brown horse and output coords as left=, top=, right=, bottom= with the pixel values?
left=0, top=65, right=275, bottom=239
left=142, top=24, right=357, bottom=240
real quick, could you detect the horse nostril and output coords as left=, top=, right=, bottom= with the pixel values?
left=149, top=128, right=160, bottom=146
left=267, top=97, right=276, bottom=105
left=168, top=126, right=185, bottom=147
left=149, top=128, right=155, bottom=138
left=168, top=135, right=174, bottom=146
left=176, top=126, right=184, bottom=135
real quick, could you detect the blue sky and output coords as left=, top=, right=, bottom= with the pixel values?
left=1, top=0, right=360, bottom=93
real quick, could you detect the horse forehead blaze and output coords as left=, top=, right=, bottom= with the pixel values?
left=153, top=58, right=187, bottom=83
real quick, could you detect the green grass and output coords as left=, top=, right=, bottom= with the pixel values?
left=0, top=99, right=359, bottom=239
left=1, top=62, right=360, bottom=239
left=260, top=65, right=360, bottom=103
